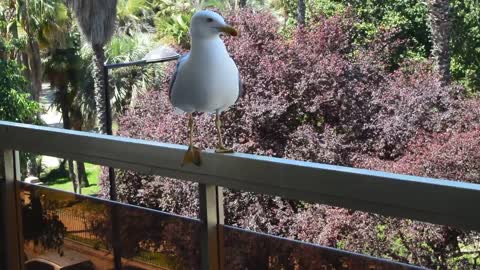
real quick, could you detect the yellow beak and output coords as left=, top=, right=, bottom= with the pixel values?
left=218, top=25, right=238, bottom=36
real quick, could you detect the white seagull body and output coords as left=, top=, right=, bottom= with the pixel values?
left=168, top=10, right=242, bottom=166
left=169, top=11, right=242, bottom=113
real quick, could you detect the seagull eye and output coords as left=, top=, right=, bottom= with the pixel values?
left=206, top=18, right=214, bottom=23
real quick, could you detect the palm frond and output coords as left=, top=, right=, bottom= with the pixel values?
left=67, top=0, right=118, bottom=47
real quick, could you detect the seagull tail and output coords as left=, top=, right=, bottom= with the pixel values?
left=173, top=108, right=184, bottom=115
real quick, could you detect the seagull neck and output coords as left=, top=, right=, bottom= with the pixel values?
left=190, top=36, right=227, bottom=58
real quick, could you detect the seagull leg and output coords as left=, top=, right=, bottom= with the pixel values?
left=215, top=111, right=233, bottom=153
left=182, top=113, right=202, bottom=166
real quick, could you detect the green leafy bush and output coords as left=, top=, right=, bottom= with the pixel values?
left=79, top=32, right=162, bottom=118
left=152, top=0, right=195, bottom=48
left=106, top=33, right=163, bottom=113
left=276, top=0, right=480, bottom=92
left=110, top=10, right=480, bottom=268
left=0, top=48, right=40, bottom=122
left=117, top=0, right=155, bottom=35
left=450, top=0, right=480, bottom=92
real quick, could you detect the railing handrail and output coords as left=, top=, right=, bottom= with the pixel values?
left=1, top=120, right=480, bottom=231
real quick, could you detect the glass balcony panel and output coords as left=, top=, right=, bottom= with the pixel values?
left=21, top=153, right=200, bottom=218
left=118, top=202, right=201, bottom=269
left=221, top=225, right=425, bottom=270
left=0, top=180, right=5, bottom=270
left=18, top=182, right=201, bottom=270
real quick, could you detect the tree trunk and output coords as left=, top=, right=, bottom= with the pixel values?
left=239, top=0, right=247, bottom=8
left=92, top=45, right=108, bottom=134
left=26, top=157, right=38, bottom=177
left=77, top=162, right=89, bottom=187
left=59, top=85, right=71, bottom=130
left=21, top=53, right=31, bottom=86
left=428, top=0, right=452, bottom=84
left=59, top=84, right=81, bottom=194
left=6, top=19, right=19, bottom=61
left=67, top=160, right=80, bottom=194
left=69, top=104, right=90, bottom=189
left=25, top=38, right=42, bottom=102
left=297, top=0, right=306, bottom=26
left=24, top=0, right=42, bottom=102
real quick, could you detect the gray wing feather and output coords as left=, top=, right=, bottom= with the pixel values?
left=169, top=53, right=189, bottom=100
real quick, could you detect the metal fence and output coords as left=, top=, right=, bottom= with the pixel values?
left=55, top=208, right=172, bottom=268
left=56, top=208, right=98, bottom=241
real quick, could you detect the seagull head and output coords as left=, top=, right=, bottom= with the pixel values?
left=190, top=10, right=238, bottom=39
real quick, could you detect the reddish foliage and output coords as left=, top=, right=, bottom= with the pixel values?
left=365, top=62, right=466, bottom=159
left=357, top=127, right=480, bottom=184
left=104, top=9, right=480, bottom=269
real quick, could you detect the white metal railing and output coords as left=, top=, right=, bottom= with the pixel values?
left=1, top=120, right=480, bottom=270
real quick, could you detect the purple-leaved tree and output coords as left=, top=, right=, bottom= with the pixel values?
left=101, top=10, right=480, bottom=269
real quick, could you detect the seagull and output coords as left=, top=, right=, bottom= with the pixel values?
left=169, top=10, right=242, bottom=166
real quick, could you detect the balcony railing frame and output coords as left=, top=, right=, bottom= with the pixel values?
left=1, top=120, right=480, bottom=270
left=2, top=149, right=24, bottom=270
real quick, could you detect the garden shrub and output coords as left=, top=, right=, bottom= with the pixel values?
left=105, top=9, right=480, bottom=269
left=0, top=52, right=40, bottom=122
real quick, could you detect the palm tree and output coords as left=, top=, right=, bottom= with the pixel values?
left=428, top=0, right=452, bottom=84
left=45, top=47, right=91, bottom=193
left=67, top=0, right=118, bottom=134
left=116, top=0, right=154, bottom=36
left=15, top=0, right=68, bottom=102
left=45, top=49, right=78, bottom=192
left=297, top=0, right=306, bottom=26
left=105, top=33, right=159, bottom=112
left=6, top=0, right=69, bottom=178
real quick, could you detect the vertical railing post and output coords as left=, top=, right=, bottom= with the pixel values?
left=1, top=150, right=24, bottom=270
left=199, top=184, right=224, bottom=270
left=103, top=64, right=123, bottom=270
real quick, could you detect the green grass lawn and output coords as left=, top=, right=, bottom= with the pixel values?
left=68, top=234, right=177, bottom=268
left=40, top=162, right=101, bottom=196
left=134, top=249, right=178, bottom=268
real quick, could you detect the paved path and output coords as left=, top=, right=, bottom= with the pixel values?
left=40, top=83, right=63, bottom=128
left=40, top=83, right=62, bottom=168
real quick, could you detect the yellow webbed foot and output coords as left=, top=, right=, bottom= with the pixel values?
left=182, top=146, right=202, bottom=166
left=215, top=145, right=234, bottom=154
